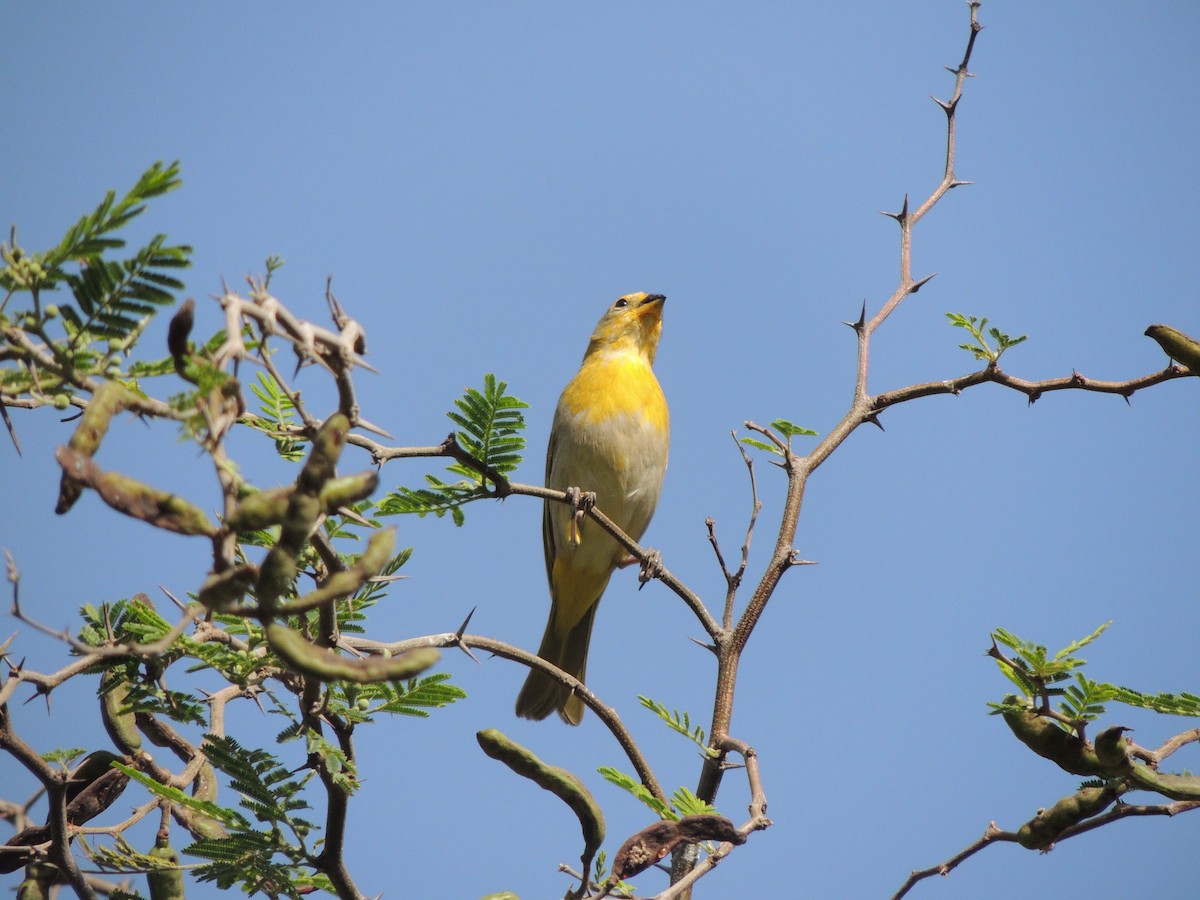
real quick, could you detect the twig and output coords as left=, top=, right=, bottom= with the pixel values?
left=343, top=630, right=668, bottom=806
left=893, top=821, right=1012, bottom=899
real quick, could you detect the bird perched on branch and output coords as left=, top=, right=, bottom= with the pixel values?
left=516, top=292, right=669, bottom=724
left=1145, top=323, right=1200, bottom=375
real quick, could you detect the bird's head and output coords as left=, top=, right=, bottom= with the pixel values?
left=585, top=292, right=666, bottom=362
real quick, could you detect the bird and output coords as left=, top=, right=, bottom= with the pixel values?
left=515, top=292, right=669, bottom=724
left=1145, top=323, right=1200, bottom=375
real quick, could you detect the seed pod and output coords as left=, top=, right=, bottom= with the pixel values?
left=99, top=669, right=142, bottom=754
left=1016, top=785, right=1118, bottom=850
left=265, top=622, right=440, bottom=683
left=1093, top=725, right=1132, bottom=771
left=146, top=838, right=185, bottom=900
left=610, top=813, right=744, bottom=881
left=56, top=380, right=136, bottom=513
left=476, top=728, right=604, bottom=873
left=226, top=486, right=292, bottom=531
left=167, top=298, right=195, bottom=380
left=1000, top=702, right=1103, bottom=777
left=282, top=528, right=397, bottom=613
left=55, top=446, right=218, bottom=536
left=15, top=862, right=57, bottom=900
left=318, top=471, right=380, bottom=510
left=65, top=752, right=130, bottom=825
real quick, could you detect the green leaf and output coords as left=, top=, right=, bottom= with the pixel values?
left=638, top=695, right=717, bottom=756
left=671, top=786, right=717, bottom=818
left=769, top=418, right=817, bottom=438
left=1107, top=687, right=1200, bottom=717
left=946, top=311, right=1028, bottom=364
left=598, top=766, right=674, bottom=821
left=740, top=437, right=781, bottom=456
left=379, top=375, right=528, bottom=524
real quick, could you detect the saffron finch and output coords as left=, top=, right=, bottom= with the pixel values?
left=515, top=292, right=669, bottom=724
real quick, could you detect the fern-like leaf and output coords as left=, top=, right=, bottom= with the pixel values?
left=598, top=766, right=674, bottom=821
left=379, top=374, right=527, bottom=525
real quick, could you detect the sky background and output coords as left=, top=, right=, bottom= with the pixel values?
left=3, top=2, right=1200, bottom=898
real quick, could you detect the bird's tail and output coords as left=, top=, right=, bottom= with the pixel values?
left=514, top=604, right=598, bottom=725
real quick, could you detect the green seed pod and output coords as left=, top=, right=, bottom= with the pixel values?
left=81, top=463, right=218, bottom=536
left=281, top=528, right=397, bottom=613
left=43, top=304, right=59, bottom=318
left=15, top=862, right=56, bottom=900
left=99, top=669, right=142, bottom=754
left=1016, top=785, right=1117, bottom=850
left=1000, top=702, right=1104, bottom=776
left=56, top=381, right=137, bottom=514
left=1093, top=725, right=1132, bottom=771
left=1126, top=762, right=1200, bottom=800
left=319, top=471, right=380, bottom=510
left=266, top=622, right=440, bottom=683
left=226, top=486, right=292, bottom=530
left=476, top=728, right=605, bottom=872
left=146, top=839, right=184, bottom=900
left=298, top=413, right=350, bottom=493
left=197, top=565, right=258, bottom=610
left=52, top=393, right=70, bottom=411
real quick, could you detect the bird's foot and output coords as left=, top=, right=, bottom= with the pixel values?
left=565, top=486, right=596, bottom=546
left=637, top=548, right=663, bottom=588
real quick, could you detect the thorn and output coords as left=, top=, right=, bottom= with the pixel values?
left=455, top=608, right=482, bottom=663
left=949, top=180, right=975, bottom=189
left=866, top=414, right=885, bottom=432
left=336, top=506, right=374, bottom=528
left=688, top=635, right=719, bottom=657
left=457, top=642, right=481, bottom=665
left=1122, top=392, right=1133, bottom=407
left=159, top=585, right=185, bottom=611
left=355, top=417, right=395, bottom=440
left=910, top=273, right=937, bottom=293
left=932, top=95, right=953, bottom=112
left=843, top=300, right=867, bottom=331
left=366, top=574, right=406, bottom=586
left=456, top=608, right=476, bottom=638
left=788, top=553, right=818, bottom=567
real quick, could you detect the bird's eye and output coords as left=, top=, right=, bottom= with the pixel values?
left=614, top=298, right=629, bottom=308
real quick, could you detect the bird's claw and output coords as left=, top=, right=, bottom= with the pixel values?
left=637, top=549, right=663, bottom=588
left=565, top=486, right=596, bottom=546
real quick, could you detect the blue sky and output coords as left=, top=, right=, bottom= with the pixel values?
left=3, top=2, right=1199, bottom=898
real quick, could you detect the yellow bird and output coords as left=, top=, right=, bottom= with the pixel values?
left=515, top=292, right=669, bottom=724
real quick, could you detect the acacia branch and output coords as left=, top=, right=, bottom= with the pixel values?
left=894, top=799, right=1200, bottom=898
left=342, top=630, right=668, bottom=805
left=674, top=6, right=989, bottom=894
left=510, top=481, right=720, bottom=639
